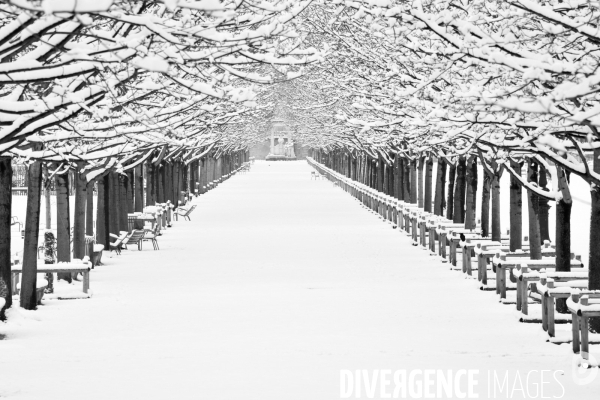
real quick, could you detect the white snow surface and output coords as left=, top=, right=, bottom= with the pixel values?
left=1, top=160, right=599, bottom=399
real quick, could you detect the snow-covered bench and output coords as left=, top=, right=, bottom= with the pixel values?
left=525, top=273, right=588, bottom=337
left=474, top=242, right=505, bottom=285
left=444, top=226, right=482, bottom=267
left=459, top=235, right=512, bottom=278
left=568, top=292, right=600, bottom=358
left=11, top=259, right=92, bottom=297
left=515, top=259, right=582, bottom=314
left=433, top=222, right=468, bottom=261
left=494, top=254, right=581, bottom=301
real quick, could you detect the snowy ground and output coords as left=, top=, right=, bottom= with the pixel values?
left=1, top=161, right=599, bottom=399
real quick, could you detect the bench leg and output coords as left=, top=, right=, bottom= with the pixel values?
left=500, top=268, right=507, bottom=299
left=521, top=282, right=528, bottom=315
left=83, top=271, right=89, bottom=294
left=572, top=312, right=580, bottom=353
left=429, top=228, right=436, bottom=253
left=440, top=234, right=447, bottom=261
left=581, top=316, right=590, bottom=358
left=482, top=257, right=488, bottom=285
left=495, top=265, right=500, bottom=295
left=516, top=280, right=523, bottom=311
left=547, top=297, right=555, bottom=337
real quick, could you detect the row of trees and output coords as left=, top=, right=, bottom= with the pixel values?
left=4, top=0, right=600, bottom=335
left=0, top=0, right=326, bottom=319
left=264, top=1, right=600, bottom=332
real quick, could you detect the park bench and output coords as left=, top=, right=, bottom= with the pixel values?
left=399, top=202, right=419, bottom=236
left=389, top=198, right=399, bottom=228
left=361, top=188, right=374, bottom=211
left=476, top=241, right=543, bottom=286
left=378, top=195, right=395, bottom=224
left=12, top=260, right=92, bottom=298
left=523, top=272, right=588, bottom=338
left=443, top=225, right=481, bottom=266
left=567, top=292, right=600, bottom=358
left=471, top=241, right=512, bottom=285
left=377, top=194, right=389, bottom=220
left=514, top=259, right=583, bottom=315
left=459, top=235, right=511, bottom=278
left=174, top=204, right=197, bottom=221
left=425, top=215, right=450, bottom=255
left=432, top=222, right=468, bottom=261
left=415, top=210, right=434, bottom=248
left=493, top=252, right=578, bottom=301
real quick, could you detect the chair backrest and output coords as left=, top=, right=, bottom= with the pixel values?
left=127, top=230, right=145, bottom=244
left=112, top=232, right=127, bottom=245
left=184, top=205, right=197, bottom=216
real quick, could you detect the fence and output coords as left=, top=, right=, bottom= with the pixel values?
left=11, top=163, right=91, bottom=196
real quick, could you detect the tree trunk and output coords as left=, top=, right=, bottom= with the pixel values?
left=21, top=160, right=42, bottom=310
left=134, top=164, right=143, bottom=212
left=0, top=157, right=12, bottom=319
left=424, top=157, right=433, bottom=212
left=55, top=170, right=71, bottom=282
left=588, top=148, right=600, bottom=332
left=379, top=156, right=385, bottom=194
left=410, top=159, right=417, bottom=204
left=538, top=165, right=551, bottom=243
left=174, top=161, right=181, bottom=204
left=86, top=180, right=94, bottom=260
left=154, top=161, right=160, bottom=204
left=146, top=161, right=155, bottom=206
left=157, top=163, right=164, bottom=203
left=43, top=163, right=51, bottom=229
left=417, top=157, right=424, bottom=208
left=527, top=160, right=542, bottom=260
left=395, top=157, right=402, bottom=200
left=109, top=172, right=120, bottom=236
left=555, top=169, right=572, bottom=313
left=96, top=176, right=109, bottom=250
left=126, top=170, right=134, bottom=214
left=119, top=174, right=128, bottom=232
left=453, top=157, right=466, bottom=223
left=481, top=168, right=492, bottom=237
left=433, top=158, right=446, bottom=216
left=199, top=159, right=205, bottom=195
left=72, top=163, right=87, bottom=261
left=491, top=171, right=502, bottom=242
left=464, top=157, right=478, bottom=229
left=446, top=163, right=456, bottom=220
left=509, top=161, right=523, bottom=252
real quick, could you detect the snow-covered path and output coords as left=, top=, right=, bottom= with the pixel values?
left=1, top=161, right=599, bottom=399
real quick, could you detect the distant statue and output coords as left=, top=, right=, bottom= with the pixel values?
left=284, top=140, right=295, bottom=158
left=276, top=138, right=284, bottom=155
